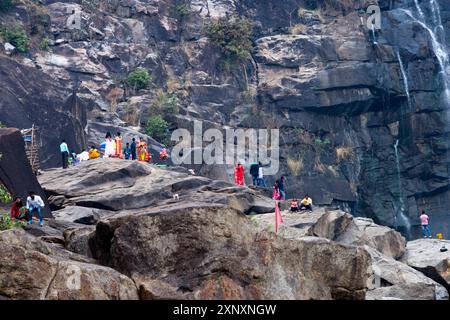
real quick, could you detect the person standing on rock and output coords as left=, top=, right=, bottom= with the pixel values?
left=104, top=132, right=116, bottom=158
left=249, top=162, right=259, bottom=186
left=124, top=143, right=131, bottom=160
left=115, top=132, right=123, bottom=158
left=60, top=140, right=69, bottom=169
left=234, top=163, right=245, bottom=186
left=279, top=176, right=286, bottom=200
left=26, top=191, right=45, bottom=227
left=420, top=210, right=432, bottom=238
left=130, top=138, right=137, bottom=160
left=257, top=161, right=266, bottom=187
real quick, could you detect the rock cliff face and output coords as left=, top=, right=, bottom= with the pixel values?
left=1, top=0, right=450, bottom=234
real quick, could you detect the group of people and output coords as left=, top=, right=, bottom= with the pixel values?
left=10, top=192, right=45, bottom=226
left=234, top=162, right=267, bottom=187
left=233, top=163, right=314, bottom=213
left=59, top=132, right=169, bottom=168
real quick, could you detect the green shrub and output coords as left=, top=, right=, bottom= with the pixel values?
left=146, top=115, right=170, bottom=144
left=0, top=122, right=5, bottom=128
left=0, top=213, right=25, bottom=231
left=0, top=0, right=13, bottom=12
left=208, top=15, right=253, bottom=60
left=0, top=185, right=12, bottom=204
left=1, top=24, right=30, bottom=53
left=38, top=37, right=50, bottom=51
left=174, top=3, right=189, bottom=19
left=126, top=68, right=151, bottom=90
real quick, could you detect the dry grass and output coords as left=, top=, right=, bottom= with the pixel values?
left=288, top=24, right=307, bottom=35
left=106, top=87, right=124, bottom=113
left=336, top=146, right=354, bottom=162
left=287, top=155, right=304, bottom=176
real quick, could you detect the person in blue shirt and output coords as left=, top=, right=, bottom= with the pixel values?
left=130, top=138, right=137, bottom=160
left=124, top=143, right=131, bottom=160
left=60, top=140, right=69, bottom=169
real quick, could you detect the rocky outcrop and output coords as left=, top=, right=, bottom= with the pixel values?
left=40, top=158, right=274, bottom=214
left=89, top=205, right=371, bottom=300
left=336, top=217, right=407, bottom=259
left=0, top=229, right=138, bottom=300
left=0, top=128, right=51, bottom=217
left=0, top=0, right=450, bottom=234
left=402, top=239, right=450, bottom=291
left=366, top=246, right=448, bottom=300
left=255, top=209, right=406, bottom=259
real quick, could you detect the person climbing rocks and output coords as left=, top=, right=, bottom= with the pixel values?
left=290, top=199, right=299, bottom=212
left=10, top=197, right=27, bottom=220
left=300, top=195, right=313, bottom=211
left=279, top=176, right=286, bottom=200
left=124, top=143, right=131, bottom=160
left=115, top=132, right=123, bottom=158
left=272, top=180, right=281, bottom=200
left=249, top=162, right=259, bottom=186
left=26, top=191, right=45, bottom=227
left=257, top=161, right=266, bottom=187
left=104, top=132, right=116, bottom=158
left=234, top=163, right=244, bottom=186
left=130, top=138, right=137, bottom=160
left=89, top=146, right=100, bottom=159
left=60, top=139, right=69, bottom=169
left=420, top=210, right=431, bottom=238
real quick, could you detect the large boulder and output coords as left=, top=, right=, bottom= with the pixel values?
left=402, top=239, right=450, bottom=291
left=365, top=246, right=448, bottom=300
left=0, top=229, right=138, bottom=300
left=0, top=128, right=52, bottom=218
left=336, top=218, right=407, bottom=259
left=88, top=206, right=371, bottom=300
left=39, top=158, right=274, bottom=214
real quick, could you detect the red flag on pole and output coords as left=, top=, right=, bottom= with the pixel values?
left=275, top=201, right=283, bottom=234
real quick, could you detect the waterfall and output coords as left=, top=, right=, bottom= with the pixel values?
left=370, top=23, right=377, bottom=45
left=394, top=139, right=412, bottom=236
left=396, top=50, right=413, bottom=111
left=408, top=2, right=450, bottom=103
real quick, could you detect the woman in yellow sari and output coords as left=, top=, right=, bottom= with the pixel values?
left=137, top=138, right=148, bottom=161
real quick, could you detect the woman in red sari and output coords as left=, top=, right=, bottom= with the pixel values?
left=234, top=163, right=245, bottom=186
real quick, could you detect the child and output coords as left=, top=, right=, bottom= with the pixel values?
left=124, top=143, right=131, bottom=160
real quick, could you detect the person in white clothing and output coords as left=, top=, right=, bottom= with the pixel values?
left=257, top=161, right=267, bottom=187
left=26, top=191, right=45, bottom=226
left=77, top=150, right=90, bottom=162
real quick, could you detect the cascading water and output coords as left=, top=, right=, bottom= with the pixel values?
left=407, top=1, right=450, bottom=102
left=396, top=50, right=413, bottom=111
left=370, top=23, right=377, bottom=45
left=394, top=139, right=412, bottom=237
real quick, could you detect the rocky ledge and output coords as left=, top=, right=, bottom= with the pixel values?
left=0, top=159, right=448, bottom=300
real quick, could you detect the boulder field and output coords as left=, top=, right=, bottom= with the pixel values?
left=0, top=158, right=448, bottom=300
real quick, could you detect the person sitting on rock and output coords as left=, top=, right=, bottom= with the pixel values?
left=77, top=149, right=90, bottom=162
left=70, top=150, right=78, bottom=165
left=160, top=147, right=168, bottom=161
left=290, top=199, right=299, bottom=212
left=300, top=195, right=313, bottom=211
left=89, top=146, right=100, bottom=160
left=10, top=197, right=27, bottom=220
left=420, top=210, right=431, bottom=238
left=26, top=191, right=45, bottom=227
